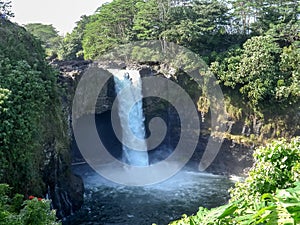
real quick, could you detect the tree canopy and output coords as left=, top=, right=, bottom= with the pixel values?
left=58, top=15, right=90, bottom=60
left=24, top=23, right=62, bottom=57
left=60, top=0, right=299, bottom=64
left=0, top=0, right=14, bottom=18
left=56, top=0, right=300, bottom=137
left=82, top=0, right=142, bottom=59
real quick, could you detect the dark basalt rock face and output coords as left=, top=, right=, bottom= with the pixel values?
left=43, top=147, right=84, bottom=218
left=188, top=136, right=254, bottom=176
left=47, top=60, right=94, bottom=218
left=52, top=60, right=117, bottom=165
left=55, top=60, right=254, bottom=180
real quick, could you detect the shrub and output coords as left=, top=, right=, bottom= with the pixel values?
left=0, top=184, right=60, bottom=225
left=230, top=137, right=300, bottom=202
left=169, top=137, right=300, bottom=225
left=170, top=182, right=300, bottom=225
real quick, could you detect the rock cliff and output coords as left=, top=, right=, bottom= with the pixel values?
left=54, top=60, right=255, bottom=177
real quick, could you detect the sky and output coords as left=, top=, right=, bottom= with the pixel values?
left=11, top=0, right=109, bottom=35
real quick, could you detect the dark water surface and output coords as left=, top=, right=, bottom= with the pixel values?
left=63, top=164, right=234, bottom=225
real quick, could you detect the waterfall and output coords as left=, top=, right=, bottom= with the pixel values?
left=111, top=69, right=149, bottom=166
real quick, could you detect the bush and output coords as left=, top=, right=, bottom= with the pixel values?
left=169, top=137, right=300, bottom=225
left=0, top=184, right=60, bottom=225
left=230, top=138, right=300, bottom=202
left=170, top=182, right=300, bottom=225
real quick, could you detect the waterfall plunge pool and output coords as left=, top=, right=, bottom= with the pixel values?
left=67, top=70, right=235, bottom=224
left=63, top=164, right=234, bottom=225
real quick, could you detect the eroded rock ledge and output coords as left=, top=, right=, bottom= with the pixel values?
left=52, top=59, right=254, bottom=179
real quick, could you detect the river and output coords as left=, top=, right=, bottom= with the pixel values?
left=63, top=164, right=234, bottom=225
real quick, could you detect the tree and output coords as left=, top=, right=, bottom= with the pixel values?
left=82, top=0, right=233, bottom=60
left=0, top=58, right=53, bottom=195
left=229, top=0, right=255, bottom=34
left=162, top=0, right=231, bottom=58
left=159, top=2, right=197, bottom=44
left=211, top=30, right=300, bottom=110
left=24, top=23, right=62, bottom=57
left=211, top=36, right=282, bottom=107
left=277, top=41, right=300, bottom=102
left=59, top=15, right=90, bottom=60
left=266, top=21, right=300, bottom=47
left=83, top=0, right=142, bottom=59
left=0, top=20, right=66, bottom=196
left=229, top=0, right=300, bottom=34
left=133, top=0, right=166, bottom=40
left=0, top=0, right=14, bottom=18
left=252, top=0, right=300, bottom=33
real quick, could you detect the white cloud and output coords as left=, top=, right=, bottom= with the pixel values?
left=11, top=0, right=109, bottom=35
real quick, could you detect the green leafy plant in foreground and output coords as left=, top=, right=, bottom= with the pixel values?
left=170, top=183, right=300, bottom=225
left=170, top=138, right=300, bottom=225
left=0, top=184, right=60, bottom=225
left=230, top=138, right=300, bottom=202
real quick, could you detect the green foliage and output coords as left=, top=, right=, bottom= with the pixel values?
left=178, top=0, right=229, bottom=53
left=211, top=34, right=300, bottom=109
left=231, top=138, right=300, bottom=201
left=266, top=22, right=300, bottom=47
left=82, top=0, right=142, bottom=59
left=0, top=21, right=46, bottom=66
left=211, top=36, right=280, bottom=105
left=170, top=183, right=300, bottom=225
left=0, top=184, right=60, bottom=225
left=0, top=57, right=49, bottom=195
left=0, top=1, right=14, bottom=18
left=133, top=0, right=165, bottom=40
left=277, top=41, right=300, bottom=101
left=0, top=19, right=66, bottom=197
left=252, top=0, right=300, bottom=34
left=230, top=0, right=300, bottom=34
left=235, top=36, right=281, bottom=105
left=19, top=198, right=59, bottom=225
left=170, top=138, right=300, bottom=225
left=24, top=23, right=62, bottom=58
left=81, top=0, right=236, bottom=60
left=77, top=0, right=298, bottom=65
left=229, top=0, right=253, bottom=34
left=58, top=15, right=90, bottom=60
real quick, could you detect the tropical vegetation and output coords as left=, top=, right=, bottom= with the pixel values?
left=0, top=184, right=60, bottom=225
left=24, top=23, right=62, bottom=58
left=170, top=138, right=300, bottom=225
left=57, top=0, right=299, bottom=141
left=0, top=0, right=299, bottom=224
left=1, top=1, right=66, bottom=223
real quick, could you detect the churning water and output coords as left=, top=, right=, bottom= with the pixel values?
left=65, top=70, right=234, bottom=224
left=63, top=164, right=234, bottom=225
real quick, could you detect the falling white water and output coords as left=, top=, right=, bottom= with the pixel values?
left=110, top=69, right=149, bottom=166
